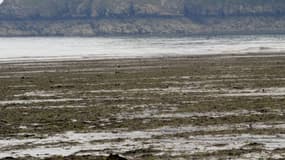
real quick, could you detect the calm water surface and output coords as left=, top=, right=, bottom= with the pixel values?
left=0, top=35, right=285, bottom=61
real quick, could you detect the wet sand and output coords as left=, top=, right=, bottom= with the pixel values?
left=0, top=53, right=285, bottom=159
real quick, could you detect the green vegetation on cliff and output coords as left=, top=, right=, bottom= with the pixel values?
left=0, top=0, right=285, bottom=36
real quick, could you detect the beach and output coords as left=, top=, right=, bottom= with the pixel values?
left=0, top=53, right=285, bottom=159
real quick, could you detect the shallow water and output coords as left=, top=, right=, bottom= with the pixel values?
left=1, top=35, right=285, bottom=61
left=1, top=123, right=285, bottom=158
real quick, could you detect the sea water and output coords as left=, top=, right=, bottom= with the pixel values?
left=0, top=35, right=285, bottom=62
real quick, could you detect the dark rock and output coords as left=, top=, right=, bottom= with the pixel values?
left=1, top=157, right=16, bottom=160
left=106, top=154, right=127, bottom=160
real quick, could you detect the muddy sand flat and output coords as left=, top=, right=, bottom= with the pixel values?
left=0, top=53, right=285, bottom=159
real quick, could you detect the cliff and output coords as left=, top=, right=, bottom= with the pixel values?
left=0, top=0, right=285, bottom=36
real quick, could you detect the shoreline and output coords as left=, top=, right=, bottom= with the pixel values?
left=0, top=52, right=285, bottom=64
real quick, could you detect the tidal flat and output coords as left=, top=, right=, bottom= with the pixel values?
left=0, top=53, right=285, bottom=159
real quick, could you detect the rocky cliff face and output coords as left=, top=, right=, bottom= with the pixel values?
left=0, top=0, right=285, bottom=36
left=185, top=0, right=285, bottom=17
left=0, top=0, right=186, bottom=19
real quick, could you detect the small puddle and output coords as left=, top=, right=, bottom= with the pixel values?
left=0, top=98, right=83, bottom=105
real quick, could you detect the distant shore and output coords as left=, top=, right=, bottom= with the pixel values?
left=1, top=16, right=285, bottom=37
